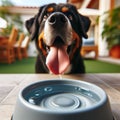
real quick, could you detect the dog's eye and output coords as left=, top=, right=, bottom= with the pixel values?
left=47, top=13, right=51, bottom=17
left=43, top=15, right=47, bottom=20
left=68, top=15, right=73, bottom=21
left=43, top=13, right=52, bottom=21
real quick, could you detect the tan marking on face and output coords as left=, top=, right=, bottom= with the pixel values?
left=47, top=7, right=54, bottom=13
left=38, top=31, right=47, bottom=56
left=61, top=6, right=69, bottom=13
left=70, top=30, right=80, bottom=60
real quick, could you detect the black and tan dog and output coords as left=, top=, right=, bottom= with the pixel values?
left=25, top=3, right=91, bottom=74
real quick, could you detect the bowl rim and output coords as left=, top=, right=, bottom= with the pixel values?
left=18, top=79, right=108, bottom=114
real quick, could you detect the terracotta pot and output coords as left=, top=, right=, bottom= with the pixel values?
left=109, top=45, right=120, bottom=59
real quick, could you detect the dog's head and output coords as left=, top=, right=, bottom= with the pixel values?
left=25, top=3, right=91, bottom=74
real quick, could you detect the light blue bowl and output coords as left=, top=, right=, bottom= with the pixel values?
left=12, top=79, right=114, bottom=120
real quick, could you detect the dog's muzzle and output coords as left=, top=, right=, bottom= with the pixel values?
left=48, top=12, right=67, bottom=28
left=44, top=12, right=73, bottom=46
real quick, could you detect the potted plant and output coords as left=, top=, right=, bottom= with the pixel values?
left=102, top=6, right=120, bottom=59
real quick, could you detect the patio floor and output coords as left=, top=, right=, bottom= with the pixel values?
left=0, top=74, right=120, bottom=120
left=98, top=57, right=120, bottom=65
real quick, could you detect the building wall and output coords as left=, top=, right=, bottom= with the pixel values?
left=98, top=0, right=111, bottom=57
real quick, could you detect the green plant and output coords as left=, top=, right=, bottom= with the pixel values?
left=102, top=7, right=120, bottom=49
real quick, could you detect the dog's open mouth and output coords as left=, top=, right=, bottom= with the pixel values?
left=46, top=36, right=70, bottom=74
left=39, top=31, right=80, bottom=75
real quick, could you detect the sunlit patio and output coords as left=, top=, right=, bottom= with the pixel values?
left=0, top=0, right=120, bottom=69
left=0, top=0, right=120, bottom=62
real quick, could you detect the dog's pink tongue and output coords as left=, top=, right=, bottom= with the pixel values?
left=46, top=46, right=70, bottom=74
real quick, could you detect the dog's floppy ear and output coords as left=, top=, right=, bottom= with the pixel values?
left=25, top=16, right=36, bottom=40
left=25, top=6, right=46, bottom=40
left=78, top=14, right=91, bottom=38
left=25, top=14, right=39, bottom=40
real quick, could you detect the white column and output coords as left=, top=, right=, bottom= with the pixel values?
left=98, top=0, right=111, bottom=56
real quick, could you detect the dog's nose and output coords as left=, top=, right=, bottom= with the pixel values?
left=48, top=13, right=67, bottom=26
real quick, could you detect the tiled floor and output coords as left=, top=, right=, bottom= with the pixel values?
left=0, top=74, right=120, bottom=120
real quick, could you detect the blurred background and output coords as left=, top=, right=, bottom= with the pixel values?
left=0, top=0, right=120, bottom=73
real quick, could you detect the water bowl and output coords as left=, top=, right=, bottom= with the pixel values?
left=12, top=79, right=114, bottom=120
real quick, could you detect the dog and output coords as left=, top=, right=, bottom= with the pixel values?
left=25, top=3, right=91, bottom=74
